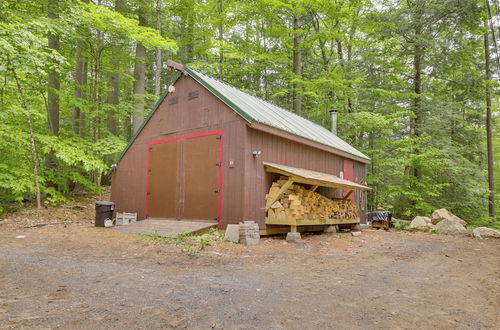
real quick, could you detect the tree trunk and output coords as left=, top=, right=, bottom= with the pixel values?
left=412, top=48, right=422, bottom=181
left=292, top=14, right=303, bottom=115
left=217, top=0, right=224, bottom=79
left=484, top=28, right=495, bottom=219
left=7, top=55, right=42, bottom=209
left=72, top=0, right=89, bottom=136
left=132, top=7, right=148, bottom=134
left=73, top=38, right=86, bottom=135
left=106, top=0, right=124, bottom=135
left=154, top=0, right=162, bottom=97
left=47, top=0, right=60, bottom=136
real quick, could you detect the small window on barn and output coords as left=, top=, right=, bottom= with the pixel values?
left=168, top=95, right=178, bottom=105
left=188, top=90, right=199, bottom=100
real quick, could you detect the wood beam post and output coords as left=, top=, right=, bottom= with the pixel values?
left=265, top=178, right=294, bottom=211
left=343, top=190, right=353, bottom=200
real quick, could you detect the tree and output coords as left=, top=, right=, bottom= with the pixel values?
left=106, top=0, right=124, bottom=135
left=154, top=0, right=163, bottom=97
left=132, top=2, right=148, bottom=134
left=47, top=0, right=60, bottom=136
left=484, top=4, right=495, bottom=220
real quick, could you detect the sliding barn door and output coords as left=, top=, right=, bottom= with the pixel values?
left=146, top=132, right=222, bottom=221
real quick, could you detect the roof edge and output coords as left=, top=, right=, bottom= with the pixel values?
left=250, top=122, right=371, bottom=164
left=184, top=66, right=369, bottom=163
left=112, top=71, right=181, bottom=168
left=183, top=66, right=254, bottom=123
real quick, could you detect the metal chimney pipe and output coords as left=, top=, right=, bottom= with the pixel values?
left=330, top=111, right=338, bottom=135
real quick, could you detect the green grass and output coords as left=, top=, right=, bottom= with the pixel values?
left=136, top=228, right=221, bottom=255
left=394, top=221, right=410, bottom=231
left=466, top=218, right=500, bottom=231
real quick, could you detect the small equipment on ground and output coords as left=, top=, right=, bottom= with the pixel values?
left=368, top=209, right=392, bottom=230
left=95, top=201, right=115, bottom=227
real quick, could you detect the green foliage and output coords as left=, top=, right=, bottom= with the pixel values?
left=394, top=221, right=410, bottom=231
left=0, top=0, right=497, bottom=225
left=136, top=228, right=221, bottom=255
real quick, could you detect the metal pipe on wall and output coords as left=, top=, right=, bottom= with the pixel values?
left=330, top=111, right=338, bottom=135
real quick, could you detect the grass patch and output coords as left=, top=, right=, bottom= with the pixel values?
left=394, top=221, right=410, bottom=231
left=136, top=228, right=221, bottom=255
left=467, top=218, right=500, bottom=231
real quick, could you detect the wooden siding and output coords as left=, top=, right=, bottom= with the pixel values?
left=353, top=161, right=367, bottom=223
left=111, top=75, right=245, bottom=226
left=243, top=127, right=366, bottom=228
left=111, top=73, right=368, bottom=229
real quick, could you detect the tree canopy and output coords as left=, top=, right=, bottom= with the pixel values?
left=0, top=0, right=498, bottom=227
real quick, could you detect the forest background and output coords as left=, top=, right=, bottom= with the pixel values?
left=0, top=0, right=498, bottom=227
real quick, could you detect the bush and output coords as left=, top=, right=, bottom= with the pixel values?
left=394, top=221, right=410, bottom=231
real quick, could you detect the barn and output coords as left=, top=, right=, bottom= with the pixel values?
left=110, top=61, right=370, bottom=235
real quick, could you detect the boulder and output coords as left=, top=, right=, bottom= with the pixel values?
left=472, top=227, right=500, bottom=239
left=409, top=216, right=432, bottom=231
left=431, top=208, right=467, bottom=226
left=435, top=219, right=467, bottom=235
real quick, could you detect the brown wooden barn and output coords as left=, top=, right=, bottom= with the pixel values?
left=110, top=61, right=370, bottom=235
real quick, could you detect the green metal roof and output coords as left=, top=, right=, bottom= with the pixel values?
left=114, top=66, right=370, bottom=167
left=185, top=66, right=370, bottom=161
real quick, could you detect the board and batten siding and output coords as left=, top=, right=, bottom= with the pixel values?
left=243, top=127, right=367, bottom=228
left=111, top=73, right=368, bottom=228
left=111, top=75, right=246, bottom=225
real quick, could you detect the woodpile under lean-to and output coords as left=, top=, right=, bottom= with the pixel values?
left=266, top=177, right=358, bottom=221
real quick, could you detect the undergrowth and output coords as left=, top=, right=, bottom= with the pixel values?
left=136, top=227, right=221, bottom=255
left=467, top=219, right=500, bottom=231
left=394, top=221, right=410, bottom=231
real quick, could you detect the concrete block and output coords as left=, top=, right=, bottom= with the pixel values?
left=351, top=231, right=362, bottom=237
left=239, top=221, right=260, bottom=245
left=223, top=224, right=240, bottom=243
left=286, top=232, right=304, bottom=243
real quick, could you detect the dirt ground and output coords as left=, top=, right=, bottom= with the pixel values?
left=0, top=203, right=499, bottom=329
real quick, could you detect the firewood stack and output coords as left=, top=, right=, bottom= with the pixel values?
left=266, top=178, right=358, bottom=221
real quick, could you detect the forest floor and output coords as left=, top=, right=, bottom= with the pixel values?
left=0, top=199, right=499, bottom=329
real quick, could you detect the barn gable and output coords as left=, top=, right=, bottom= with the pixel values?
left=114, top=63, right=369, bottom=166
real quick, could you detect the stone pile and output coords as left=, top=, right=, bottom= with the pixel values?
left=408, top=208, right=468, bottom=235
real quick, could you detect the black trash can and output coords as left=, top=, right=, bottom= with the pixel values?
left=95, top=201, right=115, bottom=227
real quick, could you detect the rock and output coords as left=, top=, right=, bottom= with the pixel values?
left=431, top=208, right=467, bottom=226
left=435, top=219, right=467, bottom=235
left=323, top=225, right=338, bottom=234
left=351, top=231, right=361, bottom=237
left=472, top=227, right=500, bottom=239
left=223, top=224, right=240, bottom=243
left=409, top=216, right=432, bottom=231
